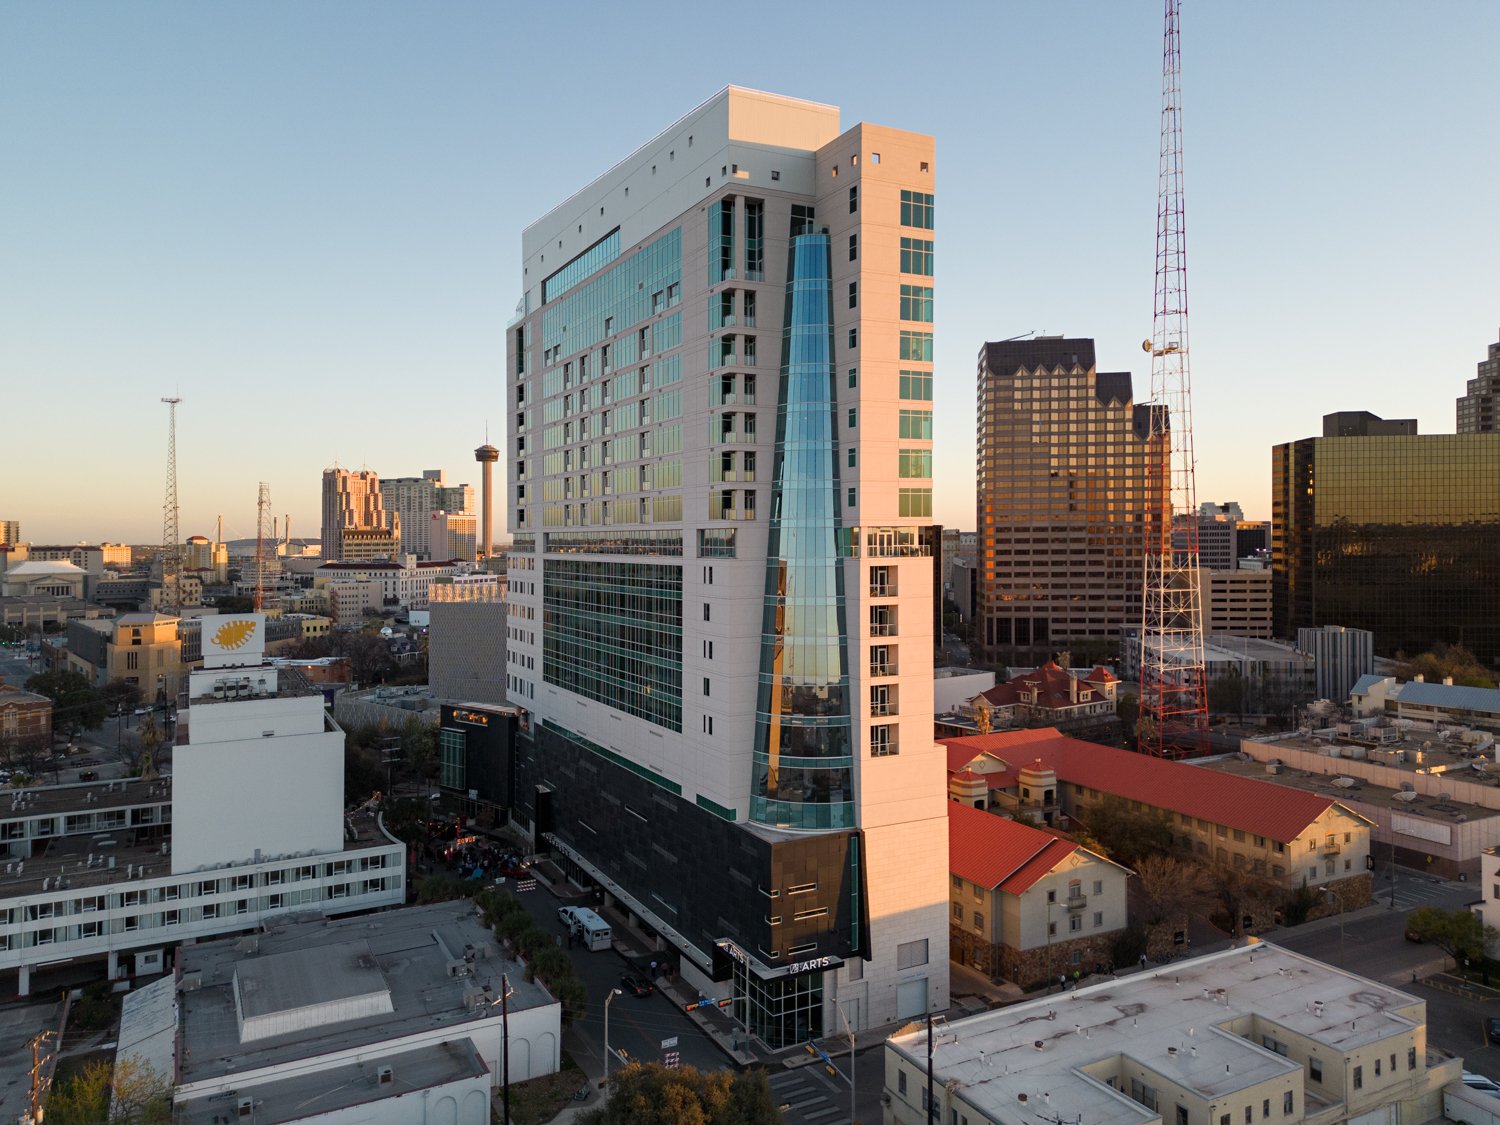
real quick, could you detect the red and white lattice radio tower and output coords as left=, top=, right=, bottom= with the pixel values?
left=1138, top=0, right=1208, bottom=757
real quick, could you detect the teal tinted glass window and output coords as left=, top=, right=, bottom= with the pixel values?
left=899, top=370, right=933, bottom=400
left=899, top=285, right=933, bottom=323
left=900, top=237, right=934, bottom=275
left=899, top=409, right=933, bottom=440
left=542, top=230, right=621, bottom=304
left=899, top=190, right=934, bottom=230
left=899, top=331, right=933, bottom=362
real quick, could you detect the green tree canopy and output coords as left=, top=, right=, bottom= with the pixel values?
left=1395, top=643, right=1497, bottom=690
left=1075, top=794, right=1175, bottom=867
left=579, top=1063, right=778, bottom=1125
left=25, top=669, right=106, bottom=734
left=1407, top=905, right=1498, bottom=964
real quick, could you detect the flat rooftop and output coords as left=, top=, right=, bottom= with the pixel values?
left=889, top=944, right=1423, bottom=1125
left=0, top=802, right=395, bottom=900
left=177, top=901, right=553, bottom=1087
left=1198, top=753, right=1500, bottom=823
left=175, top=1037, right=488, bottom=1124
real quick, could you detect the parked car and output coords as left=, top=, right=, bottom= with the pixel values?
left=1463, top=1072, right=1500, bottom=1094
left=78, top=770, right=98, bottom=782
left=1487, top=1018, right=1500, bottom=1045
left=619, top=972, right=654, bottom=998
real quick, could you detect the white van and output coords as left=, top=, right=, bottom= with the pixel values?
left=567, top=906, right=612, bottom=951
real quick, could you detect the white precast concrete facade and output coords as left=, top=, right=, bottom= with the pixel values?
left=505, top=87, right=947, bottom=1044
left=172, top=667, right=345, bottom=871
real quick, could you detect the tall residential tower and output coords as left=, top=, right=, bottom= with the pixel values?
left=504, top=88, right=947, bottom=1045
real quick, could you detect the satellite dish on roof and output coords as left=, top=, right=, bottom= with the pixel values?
left=1142, top=339, right=1154, bottom=353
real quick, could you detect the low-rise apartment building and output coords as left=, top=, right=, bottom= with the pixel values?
left=947, top=800, right=1130, bottom=985
left=945, top=729, right=1373, bottom=917
left=884, top=943, right=1454, bottom=1125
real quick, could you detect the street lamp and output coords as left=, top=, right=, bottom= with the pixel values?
left=830, top=997, right=856, bottom=1125
left=603, top=987, right=623, bottom=1090
left=1323, top=888, right=1345, bottom=967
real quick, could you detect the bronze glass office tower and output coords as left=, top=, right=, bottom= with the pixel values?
left=974, top=337, right=1163, bottom=663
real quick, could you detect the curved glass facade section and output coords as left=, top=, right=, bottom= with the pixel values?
left=751, top=231, right=853, bottom=830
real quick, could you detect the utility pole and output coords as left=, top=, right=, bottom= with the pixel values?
left=1138, top=0, right=1208, bottom=758
left=27, top=1029, right=56, bottom=1124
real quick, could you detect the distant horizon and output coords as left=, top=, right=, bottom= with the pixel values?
left=5, top=2, right=1496, bottom=541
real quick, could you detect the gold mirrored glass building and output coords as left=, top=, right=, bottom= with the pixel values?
left=1272, top=416, right=1500, bottom=666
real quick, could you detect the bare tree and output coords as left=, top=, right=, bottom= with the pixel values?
left=1132, top=855, right=1217, bottom=929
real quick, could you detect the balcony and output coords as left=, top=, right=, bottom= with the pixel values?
left=1320, top=841, right=1341, bottom=856
left=869, top=582, right=896, bottom=598
left=1065, top=895, right=1087, bottom=911
left=868, top=662, right=896, bottom=678
left=869, top=702, right=897, bottom=718
left=869, top=622, right=898, bottom=638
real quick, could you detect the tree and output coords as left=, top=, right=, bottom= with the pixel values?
left=0, top=732, right=48, bottom=777
left=1131, top=854, right=1217, bottom=928
left=1208, top=670, right=1247, bottom=722
left=1116, top=693, right=1140, bottom=746
left=45, top=1057, right=172, bottom=1125
left=214, top=595, right=255, bottom=613
left=101, top=678, right=143, bottom=715
left=1395, top=643, right=1497, bottom=690
left=1407, top=905, right=1499, bottom=966
left=1075, top=795, right=1175, bottom=867
left=399, top=714, right=437, bottom=778
left=1204, top=862, right=1280, bottom=936
left=333, top=631, right=396, bottom=685
left=24, top=669, right=106, bottom=735
left=578, top=1063, right=778, bottom=1125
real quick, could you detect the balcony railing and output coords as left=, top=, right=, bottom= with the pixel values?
left=869, top=662, right=896, bottom=678
left=869, top=702, right=897, bottom=718
left=869, top=583, right=896, bottom=598
left=1065, top=895, right=1087, bottom=911
left=869, top=622, right=898, bottom=637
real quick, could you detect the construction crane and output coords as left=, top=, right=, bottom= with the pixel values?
left=1138, top=0, right=1208, bottom=757
left=159, top=396, right=183, bottom=613
left=254, top=482, right=272, bottom=612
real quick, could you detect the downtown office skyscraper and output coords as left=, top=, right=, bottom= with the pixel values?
left=974, top=337, right=1163, bottom=664
left=503, top=88, right=947, bottom=1046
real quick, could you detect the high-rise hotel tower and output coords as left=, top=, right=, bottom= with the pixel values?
left=504, top=88, right=947, bottom=1045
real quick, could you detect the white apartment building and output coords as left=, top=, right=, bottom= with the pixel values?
left=0, top=613, right=405, bottom=996
left=504, top=87, right=947, bottom=1047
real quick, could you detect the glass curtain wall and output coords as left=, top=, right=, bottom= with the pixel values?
left=750, top=224, right=853, bottom=830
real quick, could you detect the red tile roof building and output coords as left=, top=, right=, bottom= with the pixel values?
left=943, top=728, right=1373, bottom=909
left=970, top=662, right=1119, bottom=732
left=947, top=800, right=1131, bottom=985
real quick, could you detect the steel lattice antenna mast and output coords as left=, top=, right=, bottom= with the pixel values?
left=1138, top=0, right=1208, bottom=757
left=160, top=396, right=183, bottom=613
left=255, top=482, right=272, bottom=612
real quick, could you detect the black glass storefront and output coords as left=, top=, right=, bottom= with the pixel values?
left=514, top=720, right=869, bottom=1047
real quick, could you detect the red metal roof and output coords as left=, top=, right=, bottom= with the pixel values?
left=942, top=728, right=1335, bottom=843
left=948, top=801, right=1079, bottom=892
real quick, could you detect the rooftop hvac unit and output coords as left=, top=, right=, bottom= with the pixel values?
left=378, top=1065, right=393, bottom=1085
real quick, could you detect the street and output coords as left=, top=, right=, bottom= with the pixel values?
left=488, top=872, right=727, bottom=1080
left=1271, top=876, right=1500, bottom=1078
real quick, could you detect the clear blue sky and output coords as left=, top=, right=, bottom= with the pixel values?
left=4, top=1, right=1497, bottom=544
